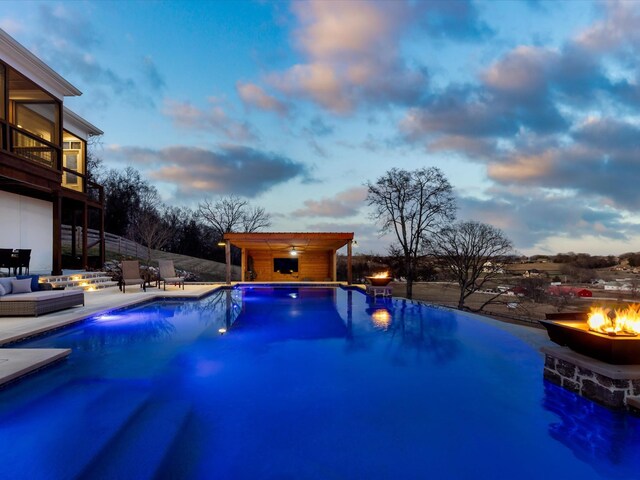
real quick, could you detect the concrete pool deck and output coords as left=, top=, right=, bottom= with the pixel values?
left=0, top=283, right=554, bottom=388
left=0, top=283, right=225, bottom=387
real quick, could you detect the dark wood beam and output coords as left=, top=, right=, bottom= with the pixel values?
left=225, top=240, right=231, bottom=285
left=82, top=202, right=88, bottom=270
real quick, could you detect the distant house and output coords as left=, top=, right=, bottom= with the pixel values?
left=482, top=261, right=505, bottom=274
left=0, top=30, right=104, bottom=274
left=604, top=282, right=633, bottom=292
left=510, top=286, right=527, bottom=296
left=547, top=286, right=593, bottom=297
left=523, top=269, right=543, bottom=278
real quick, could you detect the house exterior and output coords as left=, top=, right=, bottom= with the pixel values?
left=0, top=29, right=104, bottom=274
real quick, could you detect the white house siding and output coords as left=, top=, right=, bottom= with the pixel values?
left=0, top=190, right=52, bottom=274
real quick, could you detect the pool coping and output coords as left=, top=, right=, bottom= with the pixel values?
left=0, top=348, right=71, bottom=388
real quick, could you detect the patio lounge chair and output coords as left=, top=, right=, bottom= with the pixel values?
left=158, top=259, right=185, bottom=291
left=121, top=260, right=146, bottom=293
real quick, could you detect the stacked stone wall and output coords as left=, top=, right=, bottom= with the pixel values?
left=544, top=354, right=640, bottom=410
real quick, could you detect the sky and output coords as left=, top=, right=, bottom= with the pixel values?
left=2, top=0, right=640, bottom=256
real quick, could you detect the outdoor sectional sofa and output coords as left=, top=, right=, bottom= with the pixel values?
left=0, top=277, right=84, bottom=317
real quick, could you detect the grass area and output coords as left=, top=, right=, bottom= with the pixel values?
left=505, top=262, right=564, bottom=275
left=391, top=282, right=559, bottom=321
left=61, top=236, right=240, bottom=281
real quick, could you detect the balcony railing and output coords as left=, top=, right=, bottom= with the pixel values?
left=87, top=179, right=104, bottom=204
left=10, top=126, right=59, bottom=168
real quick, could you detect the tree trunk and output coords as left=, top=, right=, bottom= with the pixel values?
left=405, top=256, right=414, bottom=299
left=457, top=285, right=466, bottom=310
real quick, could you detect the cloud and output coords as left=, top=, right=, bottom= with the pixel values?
left=22, top=4, right=165, bottom=108
left=399, top=1, right=640, bottom=222
left=38, top=4, right=100, bottom=48
left=458, top=191, right=632, bottom=252
left=0, top=18, right=24, bottom=35
left=142, top=56, right=165, bottom=91
left=237, top=82, right=289, bottom=116
left=106, top=144, right=309, bottom=198
left=576, top=0, right=640, bottom=54
left=478, top=117, right=640, bottom=210
left=163, top=98, right=257, bottom=142
left=230, top=0, right=490, bottom=117
left=401, top=46, right=569, bottom=146
left=292, top=187, right=367, bottom=217
left=419, top=0, right=493, bottom=41
left=306, top=117, right=334, bottom=136
left=302, top=220, right=394, bottom=254
left=266, top=0, right=428, bottom=113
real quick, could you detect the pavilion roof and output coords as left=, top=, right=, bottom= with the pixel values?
left=223, top=232, right=353, bottom=252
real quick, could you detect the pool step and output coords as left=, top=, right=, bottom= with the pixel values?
left=78, top=399, right=192, bottom=480
left=0, top=380, right=150, bottom=479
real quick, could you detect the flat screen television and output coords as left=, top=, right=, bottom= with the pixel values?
left=274, top=257, right=298, bottom=273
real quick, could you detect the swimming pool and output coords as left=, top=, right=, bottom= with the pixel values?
left=1, top=287, right=639, bottom=479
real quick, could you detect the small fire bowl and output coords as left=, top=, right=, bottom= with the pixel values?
left=365, top=276, right=393, bottom=287
left=540, top=319, right=640, bottom=365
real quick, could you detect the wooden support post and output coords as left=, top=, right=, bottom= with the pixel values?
left=82, top=202, right=88, bottom=270
left=225, top=240, right=231, bottom=285
left=99, top=205, right=105, bottom=268
left=332, top=250, right=337, bottom=282
left=71, top=208, right=77, bottom=259
left=347, top=240, right=352, bottom=285
left=241, top=248, right=246, bottom=282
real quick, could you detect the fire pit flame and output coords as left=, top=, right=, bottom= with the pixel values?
left=587, top=305, right=640, bottom=336
left=371, top=271, right=390, bottom=279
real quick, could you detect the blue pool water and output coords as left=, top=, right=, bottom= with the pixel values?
left=2, top=287, right=640, bottom=479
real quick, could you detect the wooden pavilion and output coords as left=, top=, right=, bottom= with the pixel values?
left=222, top=232, right=354, bottom=284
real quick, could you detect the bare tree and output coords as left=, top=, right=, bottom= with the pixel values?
left=198, top=195, right=271, bottom=238
left=517, top=277, right=550, bottom=303
left=427, top=221, right=513, bottom=311
left=86, top=134, right=105, bottom=184
left=366, top=167, right=456, bottom=299
left=242, top=205, right=272, bottom=232
left=129, top=188, right=172, bottom=266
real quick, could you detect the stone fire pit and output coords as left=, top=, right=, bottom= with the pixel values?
left=540, top=312, right=640, bottom=410
left=540, top=313, right=640, bottom=365
left=365, top=276, right=393, bottom=287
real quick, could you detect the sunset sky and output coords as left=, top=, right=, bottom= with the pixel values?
left=2, top=0, right=640, bottom=256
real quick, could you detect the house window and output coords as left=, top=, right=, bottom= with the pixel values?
left=15, top=103, right=57, bottom=143
left=6, top=67, right=61, bottom=167
left=62, top=132, right=85, bottom=192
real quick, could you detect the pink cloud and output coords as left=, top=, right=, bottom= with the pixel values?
left=482, top=46, right=558, bottom=95
left=576, top=0, right=640, bottom=53
left=162, top=98, right=256, bottom=142
left=267, top=0, right=425, bottom=113
left=292, top=186, right=368, bottom=217
left=237, top=82, right=289, bottom=116
left=487, top=152, right=555, bottom=183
